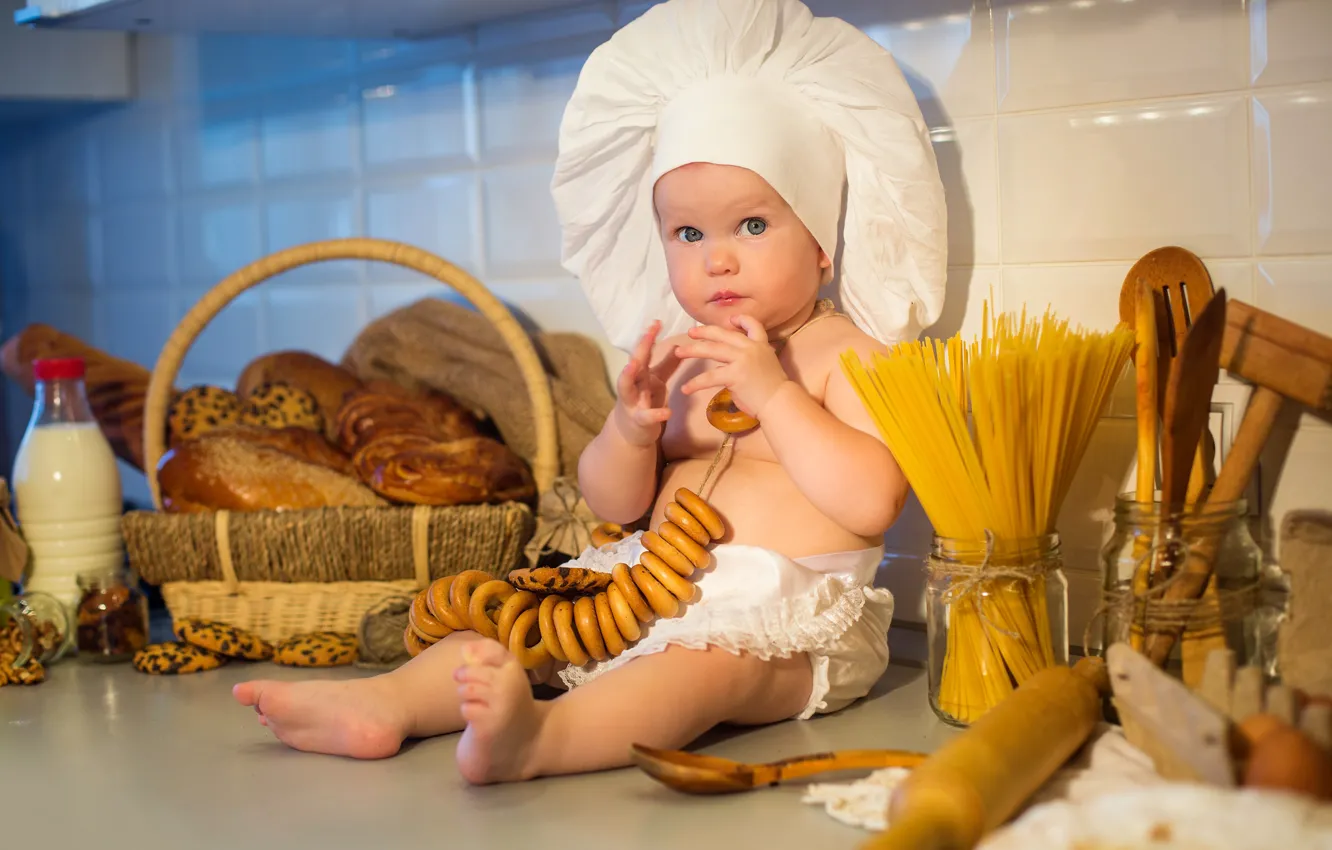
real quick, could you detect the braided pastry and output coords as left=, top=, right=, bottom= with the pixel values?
left=335, top=386, right=479, bottom=455
left=403, top=487, right=723, bottom=668
left=353, top=433, right=536, bottom=506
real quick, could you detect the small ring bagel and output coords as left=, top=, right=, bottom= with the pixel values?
left=606, top=583, right=642, bottom=642
left=642, top=530, right=695, bottom=578
left=449, top=570, right=493, bottom=630
left=632, top=563, right=680, bottom=619
left=641, top=551, right=697, bottom=604
left=594, top=592, right=626, bottom=657
left=496, top=590, right=538, bottom=647
left=706, top=388, right=758, bottom=434
left=659, top=522, right=710, bottom=570
left=591, top=522, right=627, bottom=549
left=665, top=501, right=710, bottom=546
left=675, top=488, right=724, bottom=540
left=468, top=580, right=515, bottom=640
left=554, top=600, right=590, bottom=667
left=508, top=608, right=551, bottom=670
left=427, top=577, right=469, bottom=632
left=612, top=563, right=654, bottom=623
left=574, top=596, right=609, bottom=662
left=538, top=595, right=568, bottom=663
left=410, top=592, right=453, bottom=640
left=404, top=625, right=430, bottom=657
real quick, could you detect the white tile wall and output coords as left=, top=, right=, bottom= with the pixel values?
left=997, top=95, right=1251, bottom=263
left=996, top=0, right=1249, bottom=113
left=1253, top=82, right=1332, bottom=255
left=361, top=64, right=471, bottom=169
left=364, top=175, right=478, bottom=277
left=1250, top=0, right=1332, bottom=89
left=2, top=0, right=1331, bottom=632
left=175, top=101, right=261, bottom=190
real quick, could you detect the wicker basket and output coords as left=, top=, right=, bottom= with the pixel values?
left=121, top=237, right=559, bottom=643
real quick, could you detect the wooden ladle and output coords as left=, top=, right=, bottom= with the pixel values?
left=630, top=744, right=927, bottom=795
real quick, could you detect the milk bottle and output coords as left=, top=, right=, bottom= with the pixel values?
left=11, top=358, right=123, bottom=609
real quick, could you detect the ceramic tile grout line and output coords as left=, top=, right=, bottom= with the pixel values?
left=402, top=301, right=841, bottom=666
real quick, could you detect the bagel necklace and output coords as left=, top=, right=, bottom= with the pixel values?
left=402, top=299, right=841, bottom=669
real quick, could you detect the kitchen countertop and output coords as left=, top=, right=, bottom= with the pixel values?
left=2, top=656, right=959, bottom=850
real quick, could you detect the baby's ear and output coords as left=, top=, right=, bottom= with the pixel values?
left=818, top=250, right=832, bottom=270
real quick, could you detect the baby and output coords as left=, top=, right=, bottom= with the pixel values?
left=232, top=0, right=947, bottom=786
left=232, top=161, right=907, bottom=784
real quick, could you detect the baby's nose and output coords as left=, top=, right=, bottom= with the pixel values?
left=704, top=246, right=737, bottom=275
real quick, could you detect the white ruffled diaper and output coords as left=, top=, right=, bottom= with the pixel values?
left=556, top=531, right=894, bottom=719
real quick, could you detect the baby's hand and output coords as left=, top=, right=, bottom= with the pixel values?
left=613, top=320, right=677, bottom=446
left=675, top=315, right=790, bottom=418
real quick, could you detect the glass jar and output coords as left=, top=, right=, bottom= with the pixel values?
left=75, top=567, right=149, bottom=662
left=925, top=533, right=1068, bottom=728
left=1, top=589, right=72, bottom=669
left=1097, top=495, right=1269, bottom=677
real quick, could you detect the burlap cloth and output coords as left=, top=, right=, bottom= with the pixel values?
left=341, top=297, right=614, bottom=482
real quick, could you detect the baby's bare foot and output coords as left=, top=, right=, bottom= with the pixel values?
left=454, top=640, right=543, bottom=784
left=232, top=678, right=407, bottom=759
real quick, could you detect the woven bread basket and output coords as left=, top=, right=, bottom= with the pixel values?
left=121, top=238, right=558, bottom=643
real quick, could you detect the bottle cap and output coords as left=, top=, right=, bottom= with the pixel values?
left=32, top=358, right=86, bottom=381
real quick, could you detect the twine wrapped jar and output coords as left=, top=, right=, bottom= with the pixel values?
left=1097, top=494, right=1270, bottom=679
left=925, top=532, right=1069, bottom=728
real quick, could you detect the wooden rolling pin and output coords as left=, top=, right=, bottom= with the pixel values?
left=863, top=657, right=1109, bottom=850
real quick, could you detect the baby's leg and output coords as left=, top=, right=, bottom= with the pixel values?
left=233, top=631, right=487, bottom=758
left=455, top=640, right=811, bottom=784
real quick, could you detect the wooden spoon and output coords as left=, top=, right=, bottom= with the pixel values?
left=630, top=744, right=927, bottom=795
left=1119, top=246, right=1216, bottom=497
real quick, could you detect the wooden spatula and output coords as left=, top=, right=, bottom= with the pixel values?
left=1160, top=289, right=1227, bottom=519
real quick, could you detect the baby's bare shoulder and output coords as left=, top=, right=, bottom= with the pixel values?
left=797, top=316, right=887, bottom=372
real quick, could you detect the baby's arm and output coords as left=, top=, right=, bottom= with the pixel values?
left=753, top=333, right=908, bottom=537
left=578, top=322, right=680, bottom=525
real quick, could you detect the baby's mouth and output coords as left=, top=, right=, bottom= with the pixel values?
left=709, top=291, right=743, bottom=304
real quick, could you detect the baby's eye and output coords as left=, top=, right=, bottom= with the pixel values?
left=741, top=218, right=767, bottom=236
left=675, top=226, right=703, bottom=243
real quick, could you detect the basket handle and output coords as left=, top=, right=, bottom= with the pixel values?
left=142, top=237, right=560, bottom=510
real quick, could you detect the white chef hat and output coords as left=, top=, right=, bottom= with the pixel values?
left=551, top=0, right=948, bottom=352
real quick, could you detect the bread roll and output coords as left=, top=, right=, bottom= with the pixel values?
left=352, top=434, right=535, bottom=506
left=158, top=433, right=386, bottom=513
left=334, top=387, right=480, bottom=455
left=216, top=425, right=354, bottom=476
left=237, top=351, right=364, bottom=439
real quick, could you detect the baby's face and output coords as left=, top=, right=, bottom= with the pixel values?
left=653, top=163, right=829, bottom=333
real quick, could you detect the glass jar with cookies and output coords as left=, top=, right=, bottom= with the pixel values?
left=75, top=567, right=149, bottom=662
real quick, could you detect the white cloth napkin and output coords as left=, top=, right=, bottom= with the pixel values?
left=800, top=723, right=1165, bottom=832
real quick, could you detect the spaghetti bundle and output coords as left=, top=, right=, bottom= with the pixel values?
left=842, top=302, right=1133, bottom=723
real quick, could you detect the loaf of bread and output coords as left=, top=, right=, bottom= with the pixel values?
left=0, top=324, right=159, bottom=470
left=334, top=386, right=480, bottom=455
left=158, top=433, right=386, bottom=513
left=237, top=351, right=364, bottom=439
left=214, top=425, right=354, bottom=476
left=352, top=434, right=535, bottom=506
